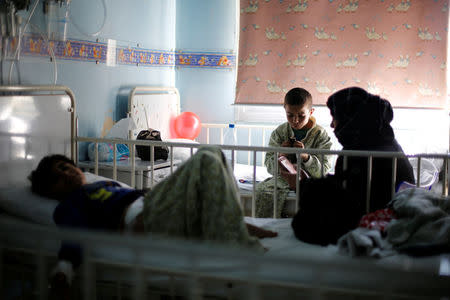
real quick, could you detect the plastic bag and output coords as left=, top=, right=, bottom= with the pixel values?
left=88, top=143, right=129, bottom=162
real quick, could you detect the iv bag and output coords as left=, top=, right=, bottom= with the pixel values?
left=46, top=1, right=69, bottom=41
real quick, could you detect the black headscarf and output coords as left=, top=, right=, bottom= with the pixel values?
left=326, top=87, right=395, bottom=149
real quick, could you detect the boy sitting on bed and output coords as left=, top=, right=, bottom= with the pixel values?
left=29, top=146, right=277, bottom=294
left=255, top=87, right=333, bottom=217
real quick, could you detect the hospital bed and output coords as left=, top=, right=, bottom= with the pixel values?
left=1, top=85, right=450, bottom=300
left=198, top=123, right=444, bottom=217
left=77, top=86, right=182, bottom=189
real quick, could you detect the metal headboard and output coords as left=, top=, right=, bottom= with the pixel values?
left=0, top=85, right=76, bottom=187
left=127, top=86, right=180, bottom=140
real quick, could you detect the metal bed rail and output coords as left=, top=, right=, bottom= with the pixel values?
left=75, top=136, right=449, bottom=218
left=1, top=216, right=449, bottom=300
left=200, top=123, right=277, bottom=166
left=0, top=85, right=77, bottom=162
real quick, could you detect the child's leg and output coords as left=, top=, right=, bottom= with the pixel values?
left=141, top=146, right=264, bottom=249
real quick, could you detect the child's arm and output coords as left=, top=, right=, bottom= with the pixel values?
left=301, top=130, right=333, bottom=178
left=291, top=140, right=309, bottom=162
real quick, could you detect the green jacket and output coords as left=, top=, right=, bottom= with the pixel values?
left=255, top=117, right=333, bottom=218
left=264, top=117, right=333, bottom=178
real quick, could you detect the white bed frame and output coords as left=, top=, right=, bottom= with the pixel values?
left=78, top=138, right=449, bottom=215
left=198, top=123, right=448, bottom=217
left=1, top=86, right=450, bottom=300
left=84, top=88, right=449, bottom=217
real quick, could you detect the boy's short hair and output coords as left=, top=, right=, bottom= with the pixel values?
left=284, top=87, right=312, bottom=109
left=29, top=154, right=75, bottom=198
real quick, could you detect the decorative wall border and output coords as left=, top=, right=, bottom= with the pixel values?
left=8, top=35, right=236, bottom=69
left=175, top=51, right=236, bottom=69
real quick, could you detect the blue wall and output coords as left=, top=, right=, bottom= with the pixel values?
left=173, top=0, right=250, bottom=157
left=6, top=0, right=238, bottom=159
left=7, top=0, right=183, bottom=159
left=176, top=0, right=238, bottom=123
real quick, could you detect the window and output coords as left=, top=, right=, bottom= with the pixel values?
left=236, top=1, right=448, bottom=109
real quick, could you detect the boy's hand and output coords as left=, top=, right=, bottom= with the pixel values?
left=279, top=140, right=293, bottom=157
left=280, top=140, right=292, bottom=147
left=292, top=141, right=304, bottom=148
left=292, top=141, right=310, bottom=162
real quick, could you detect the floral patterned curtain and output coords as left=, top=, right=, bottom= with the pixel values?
left=236, top=0, right=448, bottom=108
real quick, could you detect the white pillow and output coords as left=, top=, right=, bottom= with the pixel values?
left=165, top=138, right=199, bottom=162
left=0, top=184, right=58, bottom=226
left=0, top=172, right=130, bottom=226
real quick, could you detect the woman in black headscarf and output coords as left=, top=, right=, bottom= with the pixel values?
left=291, top=87, right=415, bottom=246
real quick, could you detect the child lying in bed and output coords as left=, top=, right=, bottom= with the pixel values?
left=29, top=146, right=277, bottom=294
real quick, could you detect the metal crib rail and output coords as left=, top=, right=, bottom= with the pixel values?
left=201, top=123, right=277, bottom=166
left=1, top=216, right=449, bottom=300
left=76, top=136, right=449, bottom=219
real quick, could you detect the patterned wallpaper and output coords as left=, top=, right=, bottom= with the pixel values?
left=4, top=34, right=235, bottom=69
left=236, top=0, right=449, bottom=108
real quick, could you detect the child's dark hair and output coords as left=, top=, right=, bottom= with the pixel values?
left=28, top=154, right=75, bottom=198
left=284, top=87, right=312, bottom=108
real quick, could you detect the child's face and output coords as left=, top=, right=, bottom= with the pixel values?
left=284, top=104, right=314, bottom=130
left=50, top=160, right=86, bottom=199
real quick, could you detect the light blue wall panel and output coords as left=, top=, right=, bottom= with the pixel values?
left=9, top=0, right=177, bottom=160
left=176, top=68, right=235, bottom=123
left=68, top=0, right=176, bottom=50
left=176, top=0, right=237, bottom=51
left=176, top=0, right=238, bottom=124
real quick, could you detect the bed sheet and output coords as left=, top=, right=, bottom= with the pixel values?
left=0, top=172, right=446, bottom=281
left=244, top=217, right=331, bottom=255
left=1, top=203, right=449, bottom=300
left=244, top=216, right=448, bottom=278
left=2, top=213, right=448, bottom=299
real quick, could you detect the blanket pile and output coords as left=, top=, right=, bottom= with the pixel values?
left=338, top=188, right=450, bottom=257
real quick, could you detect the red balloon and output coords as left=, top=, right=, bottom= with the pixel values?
left=173, top=112, right=201, bottom=140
